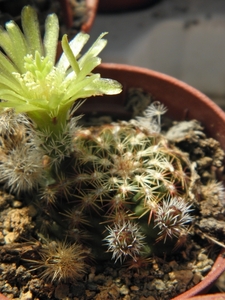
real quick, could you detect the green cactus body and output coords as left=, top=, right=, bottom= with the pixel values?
left=70, top=120, right=193, bottom=260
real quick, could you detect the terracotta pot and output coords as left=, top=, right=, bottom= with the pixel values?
left=79, top=63, right=225, bottom=150
left=59, top=0, right=98, bottom=33
left=82, top=0, right=99, bottom=32
left=187, top=294, right=225, bottom=300
left=0, top=294, right=10, bottom=300
left=0, top=66, right=225, bottom=299
left=98, top=0, right=160, bottom=13
left=77, top=62, right=225, bottom=299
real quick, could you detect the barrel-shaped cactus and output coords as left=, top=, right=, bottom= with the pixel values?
left=68, top=116, right=194, bottom=261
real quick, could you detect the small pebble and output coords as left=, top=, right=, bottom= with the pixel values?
left=86, top=290, right=96, bottom=300
left=200, top=265, right=213, bottom=274
left=168, top=260, right=179, bottom=270
left=0, top=231, right=4, bottom=244
left=93, top=273, right=105, bottom=284
left=147, top=279, right=166, bottom=291
left=119, top=284, right=129, bottom=295
left=123, top=295, right=131, bottom=300
left=12, top=200, right=23, bottom=208
left=88, top=273, right=95, bottom=282
left=27, top=205, right=38, bottom=217
left=54, top=284, right=69, bottom=299
left=86, top=282, right=98, bottom=291
left=196, top=258, right=214, bottom=269
left=20, top=290, right=33, bottom=300
left=108, top=284, right=120, bottom=298
left=4, top=232, right=17, bottom=244
left=197, top=253, right=208, bottom=261
left=169, top=270, right=193, bottom=286
left=114, top=278, right=122, bottom=287
left=192, top=272, right=202, bottom=284
left=130, top=285, right=139, bottom=291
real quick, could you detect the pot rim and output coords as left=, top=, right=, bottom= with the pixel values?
left=81, top=0, right=99, bottom=32
left=186, top=293, right=225, bottom=300
left=59, top=0, right=99, bottom=33
left=172, top=248, right=225, bottom=299
left=93, top=62, right=225, bottom=149
left=98, top=62, right=225, bottom=118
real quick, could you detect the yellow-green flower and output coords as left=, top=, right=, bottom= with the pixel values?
left=0, top=6, right=122, bottom=133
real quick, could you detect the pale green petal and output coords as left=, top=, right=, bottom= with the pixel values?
left=69, top=32, right=90, bottom=58
left=57, top=32, right=89, bottom=72
left=0, top=73, right=23, bottom=94
left=0, top=89, right=49, bottom=111
left=64, top=89, right=107, bottom=105
left=5, top=21, right=28, bottom=72
left=0, top=92, right=47, bottom=113
left=75, top=57, right=101, bottom=82
left=21, top=6, right=43, bottom=56
left=0, top=51, right=20, bottom=74
left=0, top=90, right=27, bottom=102
left=0, top=28, right=14, bottom=63
left=91, top=77, right=122, bottom=95
left=78, top=32, right=108, bottom=68
left=0, top=101, right=46, bottom=113
left=28, top=99, right=49, bottom=110
left=63, top=74, right=100, bottom=102
left=61, top=35, right=80, bottom=75
left=44, top=13, right=59, bottom=64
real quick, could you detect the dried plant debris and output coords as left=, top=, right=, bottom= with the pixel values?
left=166, top=120, right=225, bottom=176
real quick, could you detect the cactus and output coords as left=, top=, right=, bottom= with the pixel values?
left=0, top=101, right=197, bottom=264
left=70, top=114, right=195, bottom=259
left=0, top=6, right=224, bottom=284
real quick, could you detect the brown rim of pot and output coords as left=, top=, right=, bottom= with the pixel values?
left=59, top=0, right=99, bottom=32
left=82, top=0, right=99, bottom=32
left=172, top=249, right=225, bottom=299
left=185, top=293, right=225, bottom=300
left=79, top=63, right=225, bottom=151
